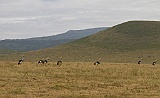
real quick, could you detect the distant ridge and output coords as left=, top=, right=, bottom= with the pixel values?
left=2, top=21, right=160, bottom=63
left=0, top=27, right=107, bottom=52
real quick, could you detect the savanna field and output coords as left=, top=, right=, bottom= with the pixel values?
left=1, top=21, right=160, bottom=98
left=0, top=62, right=159, bottom=98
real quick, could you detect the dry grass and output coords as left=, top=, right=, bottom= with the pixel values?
left=0, top=61, right=159, bottom=98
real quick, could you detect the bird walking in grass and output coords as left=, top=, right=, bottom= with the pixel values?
left=57, top=57, right=63, bottom=65
left=38, top=58, right=49, bottom=66
left=94, top=58, right=101, bottom=65
left=152, top=60, right=157, bottom=65
left=18, top=55, right=24, bottom=65
left=138, top=57, right=143, bottom=65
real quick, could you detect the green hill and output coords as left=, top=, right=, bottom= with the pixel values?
left=0, top=49, right=19, bottom=54
left=2, top=21, right=160, bottom=63
left=76, top=21, right=160, bottom=51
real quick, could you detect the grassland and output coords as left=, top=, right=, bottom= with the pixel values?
left=0, top=61, right=159, bottom=98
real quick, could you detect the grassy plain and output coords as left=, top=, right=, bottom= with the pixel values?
left=0, top=62, right=159, bottom=98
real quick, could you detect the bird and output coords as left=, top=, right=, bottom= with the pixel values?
left=138, top=57, right=143, bottom=65
left=38, top=58, right=49, bottom=65
left=57, top=57, right=63, bottom=65
left=138, top=60, right=141, bottom=65
left=152, top=60, right=157, bottom=65
left=18, top=55, right=24, bottom=65
left=94, top=58, right=101, bottom=65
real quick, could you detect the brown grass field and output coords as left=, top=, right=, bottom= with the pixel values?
left=0, top=61, right=159, bottom=98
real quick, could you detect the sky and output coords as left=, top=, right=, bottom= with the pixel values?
left=0, top=0, right=160, bottom=40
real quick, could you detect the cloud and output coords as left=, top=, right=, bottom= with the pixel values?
left=0, top=16, right=50, bottom=24
left=0, top=0, right=160, bottom=39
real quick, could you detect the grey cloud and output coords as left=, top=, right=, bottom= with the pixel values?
left=0, top=0, right=160, bottom=39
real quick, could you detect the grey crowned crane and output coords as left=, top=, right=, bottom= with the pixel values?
left=38, top=58, right=49, bottom=65
left=18, top=55, right=24, bottom=65
left=138, top=57, right=143, bottom=65
left=57, top=57, right=63, bottom=65
left=94, top=58, right=101, bottom=65
left=152, top=60, right=157, bottom=65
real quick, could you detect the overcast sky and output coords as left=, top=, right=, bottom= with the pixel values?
left=0, top=0, right=160, bottom=40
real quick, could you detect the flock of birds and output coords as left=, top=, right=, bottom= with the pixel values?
left=137, top=58, right=157, bottom=65
left=18, top=55, right=157, bottom=66
left=94, top=58, right=158, bottom=65
left=17, top=56, right=101, bottom=66
left=18, top=55, right=63, bottom=65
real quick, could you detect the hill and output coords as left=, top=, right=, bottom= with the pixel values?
left=2, top=21, right=160, bottom=63
left=0, top=49, right=19, bottom=54
left=0, top=27, right=107, bottom=52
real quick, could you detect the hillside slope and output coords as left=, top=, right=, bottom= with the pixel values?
left=75, top=21, right=160, bottom=51
left=0, top=27, right=107, bottom=52
left=0, top=49, right=19, bottom=54
left=2, top=21, right=160, bottom=63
